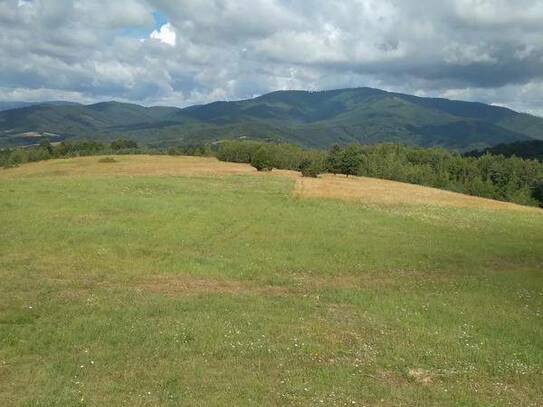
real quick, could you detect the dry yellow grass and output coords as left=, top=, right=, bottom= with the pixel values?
left=294, top=173, right=538, bottom=211
left=0, top=154, right=255, bottom=178
left=1, top=154, right=539, bottom=212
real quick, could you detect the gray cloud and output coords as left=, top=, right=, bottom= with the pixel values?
left=0, top=0, right=542, bottom=115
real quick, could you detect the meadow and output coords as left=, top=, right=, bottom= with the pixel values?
left=0, top=156, right=542, bottom=406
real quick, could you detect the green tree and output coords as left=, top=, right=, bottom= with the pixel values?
left=299, top=157, right=322, bottom=178
left=533, top=182, right=543, bottom=207
left=326, top=144, right=342, bottom=175
left=340, top=145, right=363, bottom=177
left=250, top=147, right=273, bottom=171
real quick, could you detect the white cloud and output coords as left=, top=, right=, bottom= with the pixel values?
left=454, top=0, right=543, bottom=27
left=150, top=23, right=176, bottom=47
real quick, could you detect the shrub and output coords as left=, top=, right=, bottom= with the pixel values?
left=217, top=140, right=261, bottom=163
left=251, top=147, right=273, bottom=171
left=299, top=157, right=323, bottom=178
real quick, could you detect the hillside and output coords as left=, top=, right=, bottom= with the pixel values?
left=1, top=88, right=542, bottom=150
left=0, top=155, right=542, bottom=406
left=0, top=101, right=81, bottom=112
left=0, top=102, right=36, bottom=111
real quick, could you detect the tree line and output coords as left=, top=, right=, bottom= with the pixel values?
left=0, top=138, right=144, bottom=168
left=0, top=139, right=218, bottom=169
left=216, top=141, right=326, bottom=177
left=217, top=141, right=543, bottom=207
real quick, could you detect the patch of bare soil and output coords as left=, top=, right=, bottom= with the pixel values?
left=408, top=368, right=434, bottom=384
left=136, top=276, right=290, bottom=297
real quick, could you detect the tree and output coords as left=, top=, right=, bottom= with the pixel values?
left=299, top=157, right=322, bottom=178
left=340, top=145, right=362, bottom=177
left=533, top=182, right=543, bottom=207
left=250, top=147, right=273, bottom=171
left=326, top=144, right=342, bottom=175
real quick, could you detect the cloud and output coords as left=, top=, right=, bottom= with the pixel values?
left=17, top=0, right=32, bottom=7
left=149, top=22, right=176, bottom=46
left=0, top=0, right=542, bottom=115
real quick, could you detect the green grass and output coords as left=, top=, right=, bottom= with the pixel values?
left=1, top=169, right=542, bottom=406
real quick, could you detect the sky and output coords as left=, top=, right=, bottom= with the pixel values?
left=1, top=0, right=543, bottom=116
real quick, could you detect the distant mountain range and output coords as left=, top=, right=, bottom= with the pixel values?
left=1, top=87, right=542, bottom=150
left=0, top=101, right=80, bottom=112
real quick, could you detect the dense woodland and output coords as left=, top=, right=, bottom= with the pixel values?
left=466, top=140, right=543, bottom=162
left=2, top=139, right=543, bottom=207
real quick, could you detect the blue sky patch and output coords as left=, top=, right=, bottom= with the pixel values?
left=153, top=11, right=168, bottom=30
left=117, top=11, right=168, bottom=39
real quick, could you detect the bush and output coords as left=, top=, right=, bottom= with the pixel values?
left=299, top=157, right=323, bottom=178
left=217, top=140, right=261, bottom=163
left=251, top=147, right=273, bottom=171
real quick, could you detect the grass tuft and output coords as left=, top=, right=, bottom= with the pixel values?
left=97, top=156, right=118, bottom=163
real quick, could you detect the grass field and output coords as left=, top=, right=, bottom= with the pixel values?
left=0, top=155, right=542, bottom=406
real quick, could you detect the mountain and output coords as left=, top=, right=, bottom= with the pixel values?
left=0, top=101, right=81, bottom=112
left=1, top=88, right=542, bottom=150
left=0, top=102, right=37, bottom=111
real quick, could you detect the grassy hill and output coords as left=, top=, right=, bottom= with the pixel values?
left=1, top=88, right=542, bottom=150
left=1, top=156, right=542, bottom=406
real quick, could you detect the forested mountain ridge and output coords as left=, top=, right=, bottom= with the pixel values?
left=465, top=140, right=543, bottom=161
left=1, top=87, right=542, bottom=150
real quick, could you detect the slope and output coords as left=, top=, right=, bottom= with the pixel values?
left=0, top=155, right=542, bottom=406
